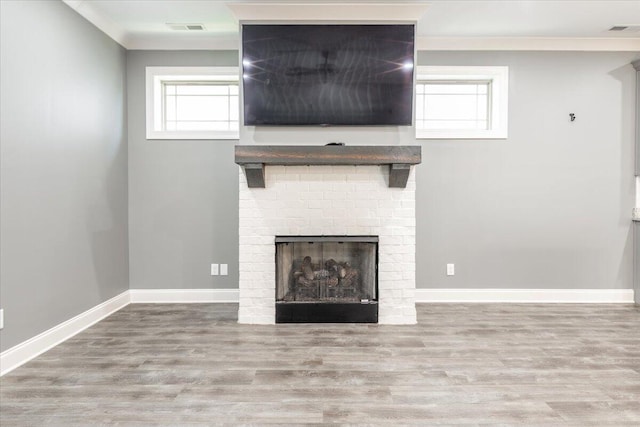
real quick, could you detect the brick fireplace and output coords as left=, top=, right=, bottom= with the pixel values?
left=236, top=146, right=419, bottom=325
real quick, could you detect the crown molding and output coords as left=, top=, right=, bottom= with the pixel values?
left=62, top=0, right=128, bottom=47
left=417, top=36, right=640, bottom=52
left=123, top=36, right=640, bottom=52
left=225, top=2, right=428, bottom=22
left=126, top=35, right=239, bottom=51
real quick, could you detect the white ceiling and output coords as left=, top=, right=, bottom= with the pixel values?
left=63, top=0, right=640, bottom=51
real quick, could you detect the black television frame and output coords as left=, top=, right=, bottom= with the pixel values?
left=240, top=22, right=417, bottom=127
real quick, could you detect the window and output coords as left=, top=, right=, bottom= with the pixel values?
left=415, top=66, right=508, bottom=139
left=146, top=66, right=239, bottom=140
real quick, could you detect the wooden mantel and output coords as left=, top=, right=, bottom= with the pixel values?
left=234, top=145, right=422, bottom=188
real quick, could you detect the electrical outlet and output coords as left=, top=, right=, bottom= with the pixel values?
left=220, top=264, right=228, bottom=276
left=0, top=309, right=4, bottom=330
left=447, top=263, right=455, bottom=276
left=210, top=264, right=219, bottom=276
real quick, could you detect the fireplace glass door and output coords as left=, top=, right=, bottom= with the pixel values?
left=275, top=236, right=378, bottom=322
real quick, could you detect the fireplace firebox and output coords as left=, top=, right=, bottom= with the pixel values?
left=275, top=236, right=378, bottom=323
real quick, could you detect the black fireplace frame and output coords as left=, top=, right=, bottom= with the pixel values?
left=275, top=235, right=379, bottom=323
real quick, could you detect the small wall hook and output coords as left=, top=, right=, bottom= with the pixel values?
left=569, top=113, right=576, bottom=122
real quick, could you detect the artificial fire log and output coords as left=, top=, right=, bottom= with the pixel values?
left=301, top=256, right=315, bottom=281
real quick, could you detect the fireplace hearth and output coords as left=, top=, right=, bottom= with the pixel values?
left=275, top=236, right=378, bottom=323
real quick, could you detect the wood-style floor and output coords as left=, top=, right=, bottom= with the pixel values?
left=1, top=303, right=639, bottom=425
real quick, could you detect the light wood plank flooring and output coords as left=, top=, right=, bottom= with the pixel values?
left=1, top=303, right=639, bottom=425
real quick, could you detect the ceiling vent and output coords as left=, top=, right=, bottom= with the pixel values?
left=167, top=23, right=206, bottom=31
left=608, top=25, right=640, bottom=32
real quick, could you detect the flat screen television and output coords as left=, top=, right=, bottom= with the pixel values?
left=241, top=24, right=415, bottom=126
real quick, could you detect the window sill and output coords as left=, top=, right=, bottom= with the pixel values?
left=146, top=131, right=239, bottom=140
left=416, top=129, right=508, bottom=140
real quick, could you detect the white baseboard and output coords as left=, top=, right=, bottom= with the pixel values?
left=129, top=288, right=239, bottom=303
left=415, top=288, right=635, bottom=303
left=0, top=290, right=131, bottom=377
left=0, top=288, right=240, bottom=377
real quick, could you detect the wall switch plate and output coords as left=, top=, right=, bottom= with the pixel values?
left=220, top=264, right=228, bottom=276
left=447, top=264, right=455, bottom=276
left=0, top=309, right=4, bottom=330
left=211, top=264, right=219, bottom=276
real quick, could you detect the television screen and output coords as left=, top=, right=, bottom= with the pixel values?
left=242, top=24, right=415, bottom=126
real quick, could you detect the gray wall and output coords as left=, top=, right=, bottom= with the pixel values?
left=127, top=51, right=239, bottom=289
left=0, top=1, right=128, bottom=351
left=417, top=51, right=637, bottom=290
left=130, top=49, right=637, bottom=293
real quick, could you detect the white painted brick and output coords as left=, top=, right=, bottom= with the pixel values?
left=347, top=173, right=373, bottom=182
left=403, top=303, right=417, bottom=312
left=239, top=236, right=256, bottom=246
left=322, top=174, right=347, bottom=182
left=401, top=200, right=415, bottom=209
left=381, top=236, right=404, bottom=245
left=302, top=173, right=323, bottom=182
left=389, top=289, right=403, bottom=299
left=305, top=199, right=324, bottom=209
left=239, top=163, right=416, bottom=325
left=393, top=208, right=414, bottom=218
left=402, top=288, right=416, bottom=299
left=333, top=166, right=349, bottom=174
left=379, top=271, right=403, bottom=281
left=250, top=288, right=276, bottom=298
left=384, top=253, right=404, bottom=263
left=284, top=166, right=309, bottom=174
left=303, top=209, right=322, bottom=219
left=385, top=217, right=409, bottom=227
left=251, top=252, right=275, bottom=263
left=354, top=226, right=374, bottom=235
left=378, top=246, right=403, bottom=257
left=284, top=208, right=309, bottom=219
left=275, top=190, right=301, bottom=201
left=377, top=199, right=395, bottom=209
left=401, top=262, right=416, bottom=272
left=254, top=235, right=275, bottom=245
left=330, top=199, right=353, bottom=210
left=387, top=226, right=413, bottom=236
left=327, top=181, right=351, bottom=190
left=239, top=272, right=263, bottom=281
left=324, top=191, right=347, bottom=200
left=323, top=207, right=347, bottom=218
left=238, top=208, right=255, bottom=219
left=403, top=217, right=417, bottom=227
left=277, top=174, right=299, bottom=182
left=267, top=166, right=285, bottom=174
left=382, top=306, right=405, bottom=318
left=352, top=166, right=372, bottom=174
left=285, top=181, right=310, bottom=192
left=306, top=190, right=325, bottom=198
left=252, top=191, right=277, bottom=201
left=378, top=262, right=400, bottom=273
left=307, top=165, right=329, bottom=174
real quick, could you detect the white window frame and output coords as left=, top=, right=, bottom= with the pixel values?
left=415, top=66, right=509, bottom=139
left=145, top=66, right=239, bottom=140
